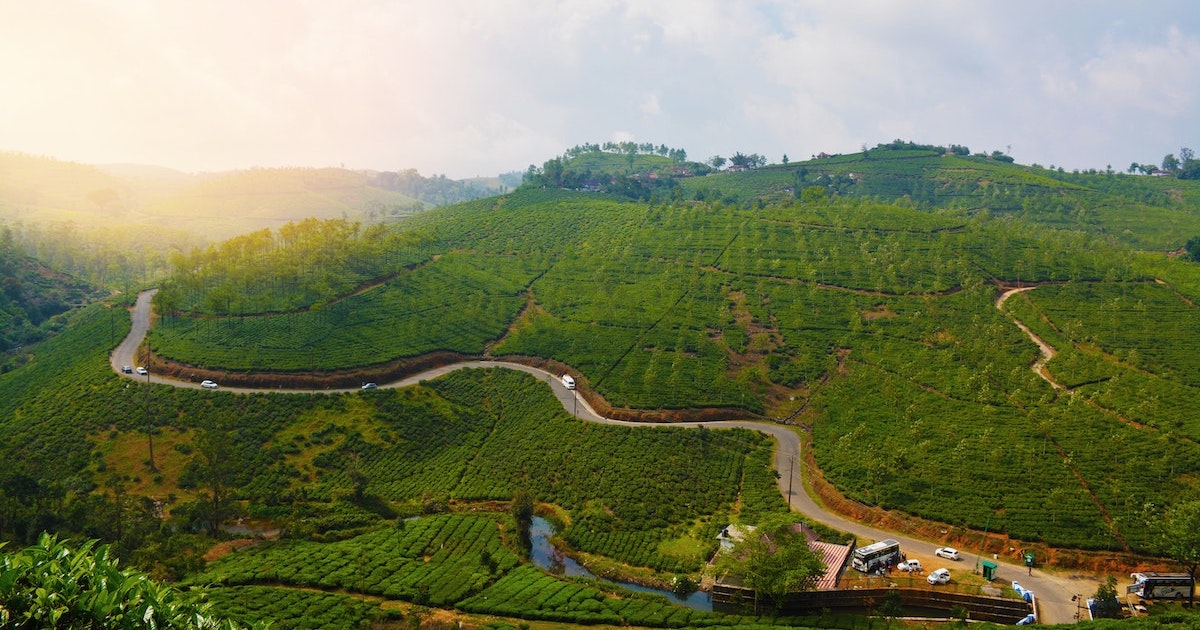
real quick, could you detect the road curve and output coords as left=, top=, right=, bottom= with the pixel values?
left=113, top=290, right=1085, bottom=623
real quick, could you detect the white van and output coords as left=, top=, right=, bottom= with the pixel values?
left=561, top=374, right=576, bottom=390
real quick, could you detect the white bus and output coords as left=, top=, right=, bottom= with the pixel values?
left=1128, top=572, right=1194, bottom=600
left=852, top=539, right=902, bottom=573
left=561, top=374, right=576, bottom=390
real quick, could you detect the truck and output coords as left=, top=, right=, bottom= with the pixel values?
left=561, top=374, right=576, bottom=390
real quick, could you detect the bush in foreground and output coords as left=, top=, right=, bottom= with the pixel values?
left=0, top=533, right=264, bottom=629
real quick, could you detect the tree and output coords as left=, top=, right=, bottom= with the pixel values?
left=1185, top=237, right=1200, bottom=262
left=192, top=423, right=238, bottom=535
left=1163, top=153, right=1180, bottom=172
left=512, top=489, right=535, bottom=554
left=1181, top=147, right=1195, bottom=163
left=715, top=515, right=826, bottom=612
left=1091, top=576, right=1121, bottom=618
left=800, top=186, right=829, bottom=205
left=1146, top=498, right=1200, bottom=606
left=1162, top=500, right=1200, bottom=579
left=709, top=155, right=727, bottom=170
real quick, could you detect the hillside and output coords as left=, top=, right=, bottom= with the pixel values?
left=140, top=148, right=1200, bottom=555
left=5, top=144, right=1200, bottom=627
left=0, top=152, right=506, bottom=291
left=0, top=234, right=107, bottom=369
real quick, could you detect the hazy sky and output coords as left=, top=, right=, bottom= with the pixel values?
left=2, top=1, right=1197, bottom=178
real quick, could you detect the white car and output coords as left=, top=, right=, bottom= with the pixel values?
left=897, top=559, right=922, bottom=572
left=927, top=568, right=951, bottom=585
left=121, top=365, right=134, bottom=374
left=136, top=366, right=148, bottom=375
left=361, top=382, right=378, bottom=390
left=200, top=380, right=219, bottom=389
left=935, top=547, right=961, bottom=560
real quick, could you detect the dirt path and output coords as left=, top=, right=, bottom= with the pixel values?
left=996, top=286, right=1066, bottom=390
left=114, top=290, right=1083, bottom=624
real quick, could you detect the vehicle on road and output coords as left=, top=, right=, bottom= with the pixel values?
left=935, top=547, right=961, bottom=560
left=121, top=365, right=133, bottom=374
left=927, top=568, right=951, bottom=585
left=561, top=374, right=576, bottom=390
left=1128, top=572, right=1195, bottom=599
left=897, top=559, right=922, bottom=572
left=200, top=380, right=218, bottom=389
left=851, top=539, right=902, bottom=573
left=361, top=382, right=378, bottom=390
left=136, top=366, right=148, bottom=375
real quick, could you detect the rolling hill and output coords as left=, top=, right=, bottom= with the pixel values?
left=4, top=142, right=1200, bottom=628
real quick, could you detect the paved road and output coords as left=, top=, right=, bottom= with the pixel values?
left=113, top=290, right=1088, bottom=623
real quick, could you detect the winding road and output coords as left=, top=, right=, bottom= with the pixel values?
left=113, top=290, right=1089, bottom=623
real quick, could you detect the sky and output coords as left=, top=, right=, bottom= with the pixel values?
left=1, top=1, right=1198, bottom=179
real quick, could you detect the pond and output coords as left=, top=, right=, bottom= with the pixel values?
left=528, top=516, right=713, bottom=611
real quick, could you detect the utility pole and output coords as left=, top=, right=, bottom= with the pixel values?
left=787, top=454, right=794, bottom=509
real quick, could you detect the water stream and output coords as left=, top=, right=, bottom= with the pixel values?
left=528, top=516, right=713, bottom=611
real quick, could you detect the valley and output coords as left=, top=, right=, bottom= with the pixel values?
left=107, top=283, right=1112, bottom=624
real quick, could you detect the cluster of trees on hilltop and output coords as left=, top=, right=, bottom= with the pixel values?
left=563, top=141, right=689, bottom=163
left=1129, top=147, right=1200, bottom=179
left=522, top=141, right=708, bottom=199
left=368, top=168, right=503, bottom=207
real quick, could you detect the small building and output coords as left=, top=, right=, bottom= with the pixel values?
left=715, top=523, right=852, bottom=590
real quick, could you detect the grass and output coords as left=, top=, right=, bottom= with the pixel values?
left=93, top=424, right=197, bottom=503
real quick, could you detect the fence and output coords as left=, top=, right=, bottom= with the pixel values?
left=712, top=584, right=1033, bottom=625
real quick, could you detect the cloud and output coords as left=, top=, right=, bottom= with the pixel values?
left=640, top=94, right=662, bottom=116
left=0, top=1, right=1196, bottom=176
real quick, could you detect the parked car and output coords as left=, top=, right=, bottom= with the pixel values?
left=361, top=382, right=378, bottom=390
left=935, top=547, right=961, bottom=560
left=121, top=365, right=134, bottom=374
left=927, top=568, right=951, bottom=585
left=897, top=559, right=922, bottom=572
left=200, top=380, right=219, bottom=389
left=136, top=366, right=148, bottom=375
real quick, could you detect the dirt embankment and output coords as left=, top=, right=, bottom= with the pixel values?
left=147, top=351, right=476, bottom=390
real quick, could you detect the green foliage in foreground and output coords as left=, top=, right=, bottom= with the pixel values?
left=0, top=534, right=262, bottom=630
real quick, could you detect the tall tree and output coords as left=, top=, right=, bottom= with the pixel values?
left=716, top=515, right=826, bottom=612
left=1146, top=498, right=1200, bottom=605
left=511, top=489, right=535, bottom=554
left=192, top=423, right=237, bottom=535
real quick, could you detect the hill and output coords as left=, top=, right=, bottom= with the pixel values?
left=0, top=232, right=107, bottom=370
left=140, top=147, right=1200, bottom=557
left=0, top=152, right=506, bottom=291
